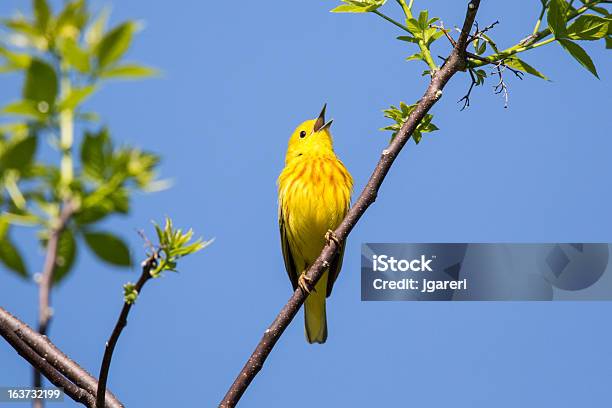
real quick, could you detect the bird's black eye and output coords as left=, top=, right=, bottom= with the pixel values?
left=299, top=130, right=307, bottom=138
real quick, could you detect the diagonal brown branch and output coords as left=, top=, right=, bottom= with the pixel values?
left=218, top=1, right=481, bottom=406
left=0, top=307, right=123, bottom=408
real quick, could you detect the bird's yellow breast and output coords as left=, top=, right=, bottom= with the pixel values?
left=278, top=156, right=352, bottom=265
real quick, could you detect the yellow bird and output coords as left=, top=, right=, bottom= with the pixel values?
left=277, top=104, right=353, bottom=344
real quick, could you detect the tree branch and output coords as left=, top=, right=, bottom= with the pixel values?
left=37, top=202, right=74, bottom=336
left=0, top=307, right=123, bottom=408
left=95, top=253, right=157, bottom=408
left=2, top=327, right=95, bottom=406
left=218, top=1, right=481, bottom=407
left=34, top=200, right=76, bottom=403
left=469, top=0, right=608, bottom=67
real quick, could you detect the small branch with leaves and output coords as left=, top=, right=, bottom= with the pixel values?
left=95, top=218, right=210, bottom=408
left=448, top=0, right=608, bottom=108
left=0, top=217, right=208, bottom=408
left=471, top=0, right=610, bottom=71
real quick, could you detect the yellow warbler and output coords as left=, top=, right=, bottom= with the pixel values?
left=277, top=105, right=353, bottom=344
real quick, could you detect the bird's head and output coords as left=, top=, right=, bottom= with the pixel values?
left=285, top=104, right=335, bottom=163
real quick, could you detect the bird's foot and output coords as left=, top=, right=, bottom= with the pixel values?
left=298, top=273, right=315, bottom=294
left=325, top=229, right=340, bottom=247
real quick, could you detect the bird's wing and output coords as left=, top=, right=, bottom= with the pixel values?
left=326, top=240, right=345, bottom=297
left=279, top=208, right=299, bottom=290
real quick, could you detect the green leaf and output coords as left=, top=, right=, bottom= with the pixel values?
left=54, top=229, right=77, bottom=283
left=2, top=100, right=47, bottom=120
left=96, top=22, right=137, bottom=69
left=2, top=17, right=49, bottom=50
left=418, top=10, right=429, bottom=29
left=476, top=41, right=486, bottom=55
left=413, top=130, right=422, bottom=144
left=406, top=52, right=422, bottom=61
left=150, top=217, right=210, bottom=276
left=567, top=15, right=610, bottom=40
left=331, top=0, right=387, bottom=13
left=80, top=128, right=110, bottom=181
left=330, top=4, right=367, bottom=12
left=558, top=38, right=599, bottom=78
left=0, top=219, right=7, bottom=237
left=606, top=36, right=612, bottom=49
left=108, top=188, right=129, bottom=214
left=0, top=48, right=32, bottom=71
left=55, top=0, right=87, bottom=37
left=23, top=59, right=58, bottom=106
left=481, top=33, right=500, bottom=53
left=85, top=7, right=110, bottom=48
left=75, top=204, right=112, bottom=225
left=0, top=237, right=27, bottom=277
left=2, top=18, right=38, bottom=35
left=0, top=122, right=29, bottom=137
left=397, top=35, right=419, bottom=44
left=58, top=85, right=96, bottom=111
left=475, top=69, right=487, bottom=85
left=58, top=38, right=91, bottom=72
left=0, top=219, right=27, bottom=277
left=425, top=28, right=443, bottom=46
left=406, top=18, right=422, bottom=37
left=548, top=0, right=569, bottom=38
left=99, top=64, right=158, bottom=79
left=83, top=231, right=131, bottom=267
left=505, top=57, right=549, bottom=80
left=0, top=136, right=37, bottom=171
left=33, top=0, right=51, bottom=32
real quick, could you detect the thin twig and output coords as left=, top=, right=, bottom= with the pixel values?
left=0, top=308, right=106, bottom=407
left=95, top=253, right=158, bottom=408
left=436, top=18, right=520, bottom=110
left=34, top=200, right=76, bottom=405
left=468, top=20, right=499, bottom=44
left=431, top=22, right=456, bottom=47
left=493, top=63, right=510, bottom=108
left=461, top=52, right=523, bottom=109
left=491, top=60, right=524, bottom=108
left=0, top=307, right=124, bottom=408
left=458, top=69, right=478, bottom=111
left=218, top=1, right=482, bottom=407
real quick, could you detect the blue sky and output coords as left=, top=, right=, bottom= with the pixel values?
left=1, top=1, right=612, bottom=407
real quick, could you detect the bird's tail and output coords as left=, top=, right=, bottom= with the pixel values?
left=304, top=272, right=328, bottom=344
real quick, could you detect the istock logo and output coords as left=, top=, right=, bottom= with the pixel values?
left=372, top=255, right=435, bottom=272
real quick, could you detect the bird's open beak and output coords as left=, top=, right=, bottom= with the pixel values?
left=313, top=103, right=333, bottom=132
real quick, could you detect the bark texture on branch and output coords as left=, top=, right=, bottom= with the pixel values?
left=219, top=1, right=481, bottom=406
left=0, top=307, right=123, bottom=408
